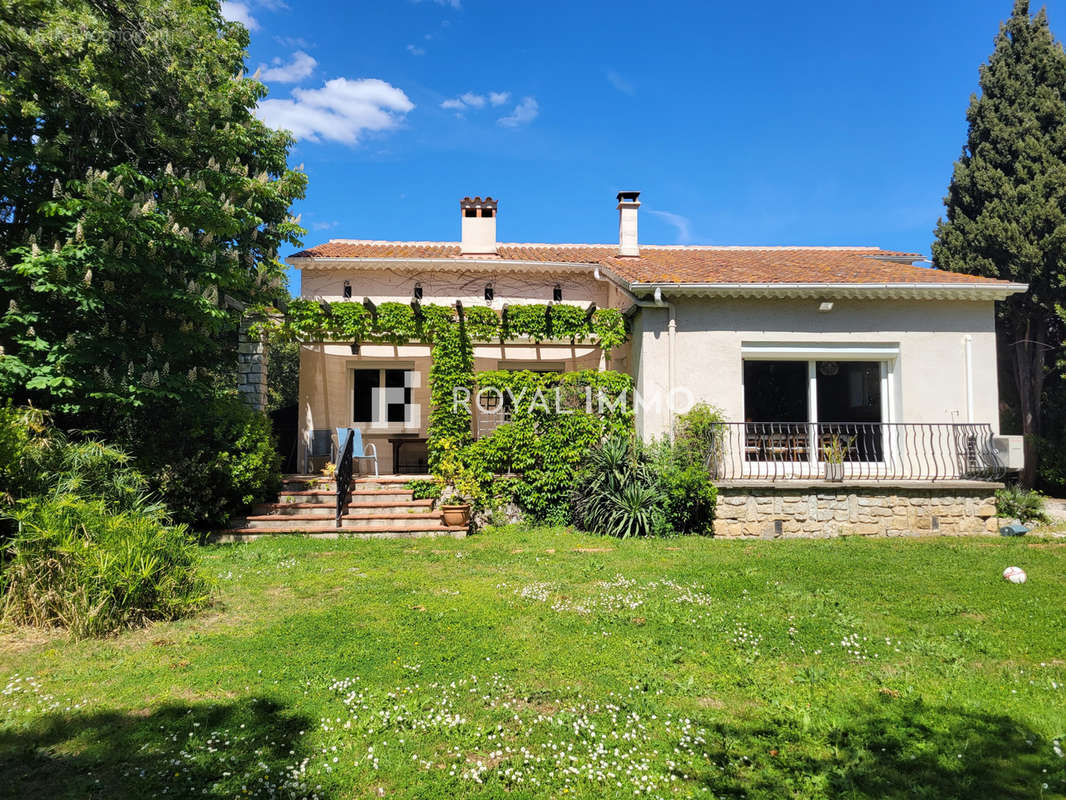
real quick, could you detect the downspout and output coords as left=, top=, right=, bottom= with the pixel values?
left=963, top=334, right=975, bottom=424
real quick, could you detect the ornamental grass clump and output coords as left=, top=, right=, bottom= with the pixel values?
left=0, top=495, right=211, bottom=638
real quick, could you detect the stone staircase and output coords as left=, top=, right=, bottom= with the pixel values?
left=212, top=474, right=467, bottom=542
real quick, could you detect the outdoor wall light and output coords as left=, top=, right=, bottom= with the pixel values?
left=553, top=284, right=562, bottom=302
left=343, top=280, right=352, bottom=299
left=818, top=301, right=834, bottom=312
left=485, top=283, right=494, bottom=302
left=413, top=282, right=423, bottom=300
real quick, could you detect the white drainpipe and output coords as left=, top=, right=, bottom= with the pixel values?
left=963, top=334, right=975, bottom=424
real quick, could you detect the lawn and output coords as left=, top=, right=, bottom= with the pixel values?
left=1, top=527, right=1065, bottom=800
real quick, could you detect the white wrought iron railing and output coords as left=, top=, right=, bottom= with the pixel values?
left=705, top=422, right=1005, bottom=482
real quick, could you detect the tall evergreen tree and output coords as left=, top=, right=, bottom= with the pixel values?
left=0, top=0, right=306, bottom=428
left=933, top=0, right=1066, bottom=487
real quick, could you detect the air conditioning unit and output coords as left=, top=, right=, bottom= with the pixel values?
left=992, top=435, right=1025, bottom=471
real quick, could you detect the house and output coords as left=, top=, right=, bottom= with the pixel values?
left=276, top=192, right=1026, bottom=538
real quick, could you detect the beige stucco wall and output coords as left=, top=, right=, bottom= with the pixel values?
left=301, top=267, right=629, bottom=309
left=633, top=297, right=1000, bottom=440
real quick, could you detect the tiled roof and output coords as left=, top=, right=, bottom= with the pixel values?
left=289, top=240, right=1013, bottom=287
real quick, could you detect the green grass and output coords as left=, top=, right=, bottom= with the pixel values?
left=1, top=526, right=1065, bottom=799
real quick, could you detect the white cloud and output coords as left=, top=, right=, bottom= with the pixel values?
left=274, top=35, right=311, bottom=48
left=221, top=1, right=259, bottom=30
left=406, top=43, right=426, bottom=55
left=646, top=210, right=693, bottom=244
left=605, top=69, right=634, bottom=95
left=414, top=0, right=461, bottom=7
left=441, top=90, right=512, bottom=113
left=259, top=51, right=317, bottom=83
left=497, top=96, right=538, bottom=127
left=311, top=220, right=339, bottom=231
left=257, top=78, right=414, bottom=145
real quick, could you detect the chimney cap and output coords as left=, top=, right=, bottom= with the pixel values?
left=461, top=196, right=498, bottom=209
left=616, top=191, right=641, bottom=203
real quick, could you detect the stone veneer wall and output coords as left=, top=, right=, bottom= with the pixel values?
left=237, top=319, right=268, bottom=412
left=715, top=483, right=1001, bottom=539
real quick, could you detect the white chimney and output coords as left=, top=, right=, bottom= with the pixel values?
left=617, top=191, right=640, bottom=257
left=460, top=196, right=498, bottom=255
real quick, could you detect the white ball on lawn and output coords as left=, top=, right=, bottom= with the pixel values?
left=1002, top=566, right=1027, bottom=584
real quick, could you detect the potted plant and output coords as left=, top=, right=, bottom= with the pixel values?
left=437, top=452, right=483, bottom=528
left=821, top=434, right=846, bottom=482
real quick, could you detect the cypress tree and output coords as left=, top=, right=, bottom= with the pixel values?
left=933, top=0, right=1066, bottom=487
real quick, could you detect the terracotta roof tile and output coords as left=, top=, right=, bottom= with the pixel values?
left=290, top=241, right=1012, bottom=287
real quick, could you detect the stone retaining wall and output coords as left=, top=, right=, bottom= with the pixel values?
left=715, top=483, right=1000, bottom=539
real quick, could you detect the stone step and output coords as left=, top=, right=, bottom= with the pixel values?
left=252, top=499, right=434, bottom=516
left=281, top=474, right=431, bottom=491
left=278, top=489, right=415, bottom=504
left=209, top=525, right=467, bottom=543
left=238, top=512, right=444, bottom=531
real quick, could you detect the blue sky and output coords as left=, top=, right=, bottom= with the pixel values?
left=222, top=0, right=1063, bottom=293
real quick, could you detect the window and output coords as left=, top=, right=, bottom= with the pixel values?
left=742, top=357, right=889, bottom=463
left=353, top=368, right=414, bottom=425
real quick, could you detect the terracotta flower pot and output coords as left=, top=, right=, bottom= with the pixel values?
left=441, top=504, right=471, bottom=527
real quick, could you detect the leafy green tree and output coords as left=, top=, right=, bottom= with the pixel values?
left=933, top=0, right=1066, bottom=486
left=0, top=0, right=306, bottom=428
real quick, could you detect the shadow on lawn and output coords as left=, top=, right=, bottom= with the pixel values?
left=698, top=699, right=1064, bottom=799
left=0, top=697, right=321, bottom=799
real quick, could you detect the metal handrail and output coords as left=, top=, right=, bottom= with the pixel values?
left=336, top=429, right=354, bottom=527
left=704, top=422, right=1005, bottom=482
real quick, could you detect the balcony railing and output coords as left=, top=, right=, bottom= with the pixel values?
left=705, top=422, right=1005, bottom=482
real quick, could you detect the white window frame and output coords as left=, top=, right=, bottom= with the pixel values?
left=348, top=362, right=419, bottom=432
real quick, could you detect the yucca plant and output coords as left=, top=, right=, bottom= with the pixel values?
left=572, top=434, right=665, bottom=538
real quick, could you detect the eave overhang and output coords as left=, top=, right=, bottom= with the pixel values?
left=627, top=281, right=1029, bottom=302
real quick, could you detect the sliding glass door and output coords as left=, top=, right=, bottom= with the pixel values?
left=742, top=358, right=890, bottom=472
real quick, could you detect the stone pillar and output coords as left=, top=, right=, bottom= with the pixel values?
left=238, top=318, right=269, bottom=411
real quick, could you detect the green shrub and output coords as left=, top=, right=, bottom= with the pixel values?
left=0, top=403, right=44, bottom=500
left=459, top=370, right=635, bottom=523
left=672, top=403, right=726, bottom=468
left=141, top=392, right=281, bottom=528
left=995, top=485, right=1050, bottom=525
left=656, top=462, right=717, bottom=536
left=0, top=495, right=211, bottom=637
left=406, top=478, right=442, bottom=501
left=0, top=406, right=157, bottom=514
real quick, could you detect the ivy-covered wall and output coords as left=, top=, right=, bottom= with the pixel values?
left=461, top=369, right=634, bottom=523
left=266, top=299, right=626, bottom=351
left=262, top=300, right=631, bottom=503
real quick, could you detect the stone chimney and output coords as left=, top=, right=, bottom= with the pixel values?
left=617, top=191, right=640, bottom=257
left=460, top=196, right=498, bottom=255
